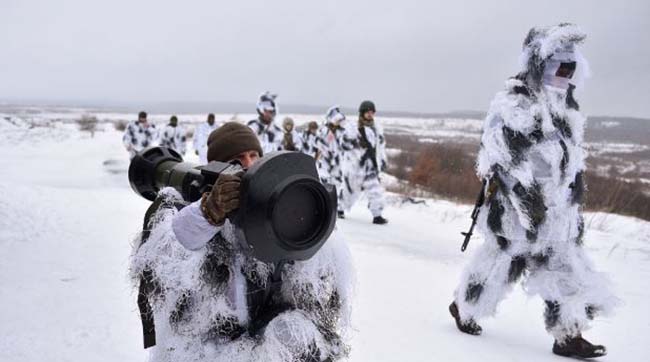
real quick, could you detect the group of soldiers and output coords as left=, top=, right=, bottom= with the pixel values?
left=121, top=111, right=212, bottom=162
left=127, top=23, right=617, bottom=360
left=122, top=93, right=389, bottom=224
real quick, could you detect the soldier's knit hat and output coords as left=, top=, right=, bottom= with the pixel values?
left=207, top=122, right=263, bottom=162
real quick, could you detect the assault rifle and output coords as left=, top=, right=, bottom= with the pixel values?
left=359, top=126, right=379, bottom=173
left=460, top=179, right=487, bottom=252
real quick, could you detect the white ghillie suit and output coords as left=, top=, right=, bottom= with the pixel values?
left=160, top=124, right=188, bottom=155
left=339, top=119, right=387, bottom=218
left=193, top=122, right=218, bottom=164
left=123, top=121, right=159, bottom=159
left=131, top=188, right=353, bottom=362
left=453, top=24, right=617, bottom=342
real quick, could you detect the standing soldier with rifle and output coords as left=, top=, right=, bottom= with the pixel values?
left=448, top=24, right=618, bottom=359
left=339, top=100, right=388, bottom=224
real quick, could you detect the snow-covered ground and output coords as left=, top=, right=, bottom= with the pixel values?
left=1, top=123, right=649, bottom=362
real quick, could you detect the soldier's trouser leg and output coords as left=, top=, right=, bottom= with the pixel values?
left=362, top=175, right=385, bottom=218
left=453, top=233, right=529, bottom=323
left=324, top=167, right=343, bottom=212
left=338, top=173, right=362, bottom=212
left=198, top=146, right=208, bottom=164
left=524, top=243, right=618, bottom=341
left=337, top=176, right=352, bottom=212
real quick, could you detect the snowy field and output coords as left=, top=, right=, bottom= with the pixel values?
left=0, top=106, right=483, bottom=143
left=1, top=119, right=649, bottom=361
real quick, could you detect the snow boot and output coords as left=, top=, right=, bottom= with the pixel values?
left=337, top=210, right=345, bottom=219
left=552, top=335, right=606, bottom=359
left=449, top=302, right=482, bottom=335
left=372, top=216, right=388, bottom=224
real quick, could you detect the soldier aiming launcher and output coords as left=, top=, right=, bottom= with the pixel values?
left=129, top=146, right=338, bottom=263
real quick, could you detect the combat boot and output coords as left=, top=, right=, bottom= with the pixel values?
left=449, top=302, right=482, bottom=335
left=552, top=335, right=606, bottom=359
left=372, top=216, right=388, bottom=224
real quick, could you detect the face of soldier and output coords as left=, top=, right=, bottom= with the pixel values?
left=261, top=109, right=275, bottom=124
left=362, top=111, right=375, bottom=124
left=207, top=116, right=215, bottom=126
left=230, top=149, right=260, bottom=169
left=543, top=49, right=577, bottom=90
left=138, top=116, right=148, bottom=124
left=284, top=123, right=293, bottom=133
left=170, top=118, right=178, bottom=127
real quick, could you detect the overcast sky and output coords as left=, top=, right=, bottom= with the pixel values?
left=1, top=0, right=649, bottom=118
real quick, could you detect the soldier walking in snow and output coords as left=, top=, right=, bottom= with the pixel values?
left=316, top=106, right=355, bottom=218
left=123, top=111, right=159, bottom=159
left=159, top=115, right=187, bottom=155
left=301, top=121, right=322, bottom=159
left=339, top=101, right=388, bottom=225
left=248, top=91, right=283, bottom=154
left=280, top=116, right=303, bottom=151
left=131, top=122, right=353, bottom=362
left=449, top=24, right=617, bottom=359
left=193, top=113, right=219, bottom=164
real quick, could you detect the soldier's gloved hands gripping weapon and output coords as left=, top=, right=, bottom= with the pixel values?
left=201, top=171, right=244, bottom=225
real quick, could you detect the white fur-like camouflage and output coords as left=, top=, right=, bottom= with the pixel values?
left=130, top=188, right=353, bottom=362
left=453, top=23, right=618, bottom=342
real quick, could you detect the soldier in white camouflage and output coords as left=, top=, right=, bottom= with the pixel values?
left=193, top=113, right=219, bottom=164
left=123, top=111, right=159, bottom=159
left=301, top=121, right=322, bottom=159
left=449, top=24, right=617, bottom=359
left=248, top=91, right=283, bottom=154
left=160, top=115, right=187, bottom=155
left=316, top=106, right=355, bottom=218
left=339, top=101, right=388, bottom=225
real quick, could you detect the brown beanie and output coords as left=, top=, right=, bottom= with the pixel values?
left=206, top=122, right=263, bottom=162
